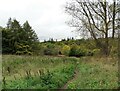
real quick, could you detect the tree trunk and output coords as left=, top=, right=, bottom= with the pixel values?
left=104, top=1, right=109, bottom=56
left=112, top=0, right=116, bottom=38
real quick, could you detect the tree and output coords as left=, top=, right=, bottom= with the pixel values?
left=108, top=0, right=120, bottom=38
left=65, top=0, right=119, bottom=56
left=48, top=38, right=55, bottom=43
left=2, top=19, right=22, bottom=54
left=2, top=28, right=12, bottom=53
left=7, top=17, right=12, bottom=29
left=2, top=18, right=39, bottom=54
left=22, top=21, right=39, bottom=53
left=23, top=21, right=38, bottom=43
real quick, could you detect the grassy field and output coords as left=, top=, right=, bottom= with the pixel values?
left=67, top=57, right=118, bottom=89
left=2, top=55, right=118, bottom=89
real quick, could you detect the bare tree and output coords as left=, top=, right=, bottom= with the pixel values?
left=65, top=0, right=119, bottom=56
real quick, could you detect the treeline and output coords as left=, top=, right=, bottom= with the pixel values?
left=40, top=39, right=97, bottom=57
left=1, top=18, right=118, bottom=57
left=39, top=37, right=118, bottom=57
left=1, top=18, right=39, bottom=55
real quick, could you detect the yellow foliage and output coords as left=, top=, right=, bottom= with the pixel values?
left=61, top=45, right=70, bottom=56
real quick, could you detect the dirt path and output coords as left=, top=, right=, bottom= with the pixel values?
left=60, top=69, right=79, bottom=90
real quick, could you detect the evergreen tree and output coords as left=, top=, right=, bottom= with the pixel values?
left=22, top=21, right=39, bottom=53
left=7, top=17, right=12, bottom=29
left=23, top=21, right=38, bottom=43
left=2, top=18, right=39, bottom=54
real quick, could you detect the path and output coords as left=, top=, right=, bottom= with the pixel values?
left=59, top=69, right=79, bottom=90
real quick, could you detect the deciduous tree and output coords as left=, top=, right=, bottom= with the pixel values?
left=65, top=0, right=119, bottom=56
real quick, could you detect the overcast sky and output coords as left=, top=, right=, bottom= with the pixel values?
left=0, top=0, right=80, bottom=41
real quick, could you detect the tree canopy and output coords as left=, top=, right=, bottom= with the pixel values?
left=2, top=18, right=39, bottom=55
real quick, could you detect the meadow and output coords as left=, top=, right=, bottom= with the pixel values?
left=2, top=55, right=118, bottom=89
left=1, top=1, right=119, bottom=90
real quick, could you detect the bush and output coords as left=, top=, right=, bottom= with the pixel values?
left=43, top=43, right=59, bottom=55
left=15, top=44, right=32, bottom=55
left=69, top=45, right=78, bottom=57
left=61, top=45, right=70, bottom=56
left=76, top=48, right=86, bottom=57
left=69, top=45, right=86, bottom=57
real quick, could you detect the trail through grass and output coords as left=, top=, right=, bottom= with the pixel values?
left=61, top=69, right=79, bottom=89
left=66, top=57, right=118, bottom=89
left=2, top=55, right=118, bottom=89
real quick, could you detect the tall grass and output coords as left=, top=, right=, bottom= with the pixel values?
left=67, top=56, right=118, bottom=89
left=2, top=55, right=77, bottom=89
left=2, top=55, right=118, bottom=89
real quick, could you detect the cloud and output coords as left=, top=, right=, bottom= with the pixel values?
left=0, top=0, right=76, bottom=41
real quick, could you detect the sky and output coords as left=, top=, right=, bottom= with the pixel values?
left=0, top=0, right=79, bottom=42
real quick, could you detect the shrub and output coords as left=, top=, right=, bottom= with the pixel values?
left=15, top=44, right=32, bottom=55
left=69, top=45, right=78, bottom=57
left=43, top=43, right=59, bottom=55
left=61, top=45, right=70, bottom=56
left=76, top=48, right=86, bottom=57
left=69, top=45, right=86, bottom=57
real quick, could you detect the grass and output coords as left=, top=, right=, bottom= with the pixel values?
left=4, top=64, right=75, bottom=89
left=67, top=56, right=118, bottom=89
left=2, top=55, right=118, bottom=89
left=2, top=55, right=77, bottom=89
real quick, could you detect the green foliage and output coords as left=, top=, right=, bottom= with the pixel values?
left=2, top=55, right=118, bottom=89
left=61, top=45, right=70, bottom=56
left=44, top=43, right=59, bottom=55
left=67, top=82, right=76, bottom=89
left=4, top=65, right=75, bottom=89
left=32, top=38, right=117, bottom=57
left=76, top=47, right=87, bottom=57
left=2, top=55, right=76, bottom=89
left=15, top=44, right=32, bottom=55
left=2, top=18, right=118, bottom=57
left=69, top=45, right=87, bottom=57
left=69, top=44, right=78, bottom=57
left=2, top=18, right=39, bottom=54
left=67, top=57, right=118, bottom=89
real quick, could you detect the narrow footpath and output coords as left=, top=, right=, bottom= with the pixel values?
left=60, top=69, right=79, bottom=90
